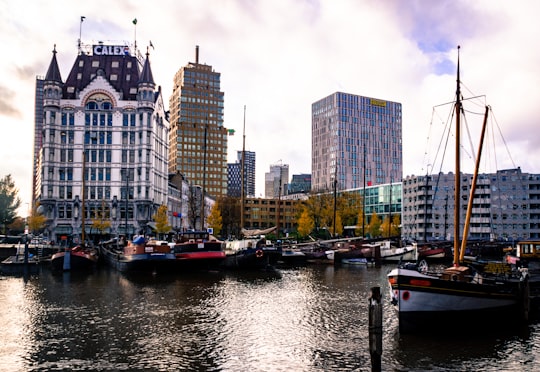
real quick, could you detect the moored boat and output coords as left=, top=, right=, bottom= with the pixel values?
left=99, top=236, right=176, bottom=273
left=1, top=253, right=40, bottom=275
left=171, top=230, right=225, bottom=270
left=221, top=236, right=281, bottom=270
left=417, top=243, right=449, bottom=260
left=50, top=245, right=99, bottom=272
left=387, top=46, right=530, bottom=334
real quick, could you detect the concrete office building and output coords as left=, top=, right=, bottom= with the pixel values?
left=402, top=168, right=540, bottom=241
left=168, top=46, right=228, bottom=197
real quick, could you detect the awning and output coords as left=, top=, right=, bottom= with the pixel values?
left=54, top=225, right=73, bottom=234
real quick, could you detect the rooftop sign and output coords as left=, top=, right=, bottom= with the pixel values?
left=93, top=44, right=130, bottom=56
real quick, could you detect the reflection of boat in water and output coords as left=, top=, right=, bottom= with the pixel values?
left=171, top=230, right=226, bottom=270
left=50, top=245, right=99, bottom=272
left=387, top=47, right=530, bottom=334
left=99, top=236, right=176, bottom=273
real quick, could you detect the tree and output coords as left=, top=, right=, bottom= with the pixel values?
left=330, top=212, right=343, bottom=237
left=28, top=203, right=47, bottom=235
left=381, top=215, right=393, bottom=238
left=391, top=214, right=401, bottom=237
left=0, top=174, right=21, bottom=235
left=368, top=212, right=382, bottom=238
left=153, top=204, right=171, bottom=238
left=216, top=196, right=240, bottom=238
left=297, top=208, right=314, bottom=238
left=8, top=217, right=25, bottom=235
left=187, top=187, right=201, bottom=230
left=355, top=209, right=366, bottom=237
left=91, top=200, right=111, bottom=242
left=207, top=202, right=223, bottom=236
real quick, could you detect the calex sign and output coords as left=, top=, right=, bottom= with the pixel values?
left=93, top=45, right=130, bottom=56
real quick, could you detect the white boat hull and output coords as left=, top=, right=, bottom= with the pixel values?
left=387, top=267, right=524, bottom=333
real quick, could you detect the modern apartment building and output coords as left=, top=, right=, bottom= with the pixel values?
left=168, top=46, right=228, bottom=197
left=402, top=168, right=540, bottom=241
left=36, top=41, right=169, bottom=242
left=311, top=92, right=402, bottom=191
left=227, top=150, right=256, bottom=197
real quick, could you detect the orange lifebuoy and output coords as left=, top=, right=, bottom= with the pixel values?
left=256, top=249, right=263, bottom=258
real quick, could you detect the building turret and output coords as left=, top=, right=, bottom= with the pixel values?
left=43, top=45, right=63, bottom=108
left=138, top=51, right=155, bottom=109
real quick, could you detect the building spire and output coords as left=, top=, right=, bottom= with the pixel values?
left=139, top=51, right=155, bottom=85
left=45, top=45, right=63, bottom=83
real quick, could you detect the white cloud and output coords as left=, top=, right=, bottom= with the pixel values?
left=1, top=0, right=540, bottom=214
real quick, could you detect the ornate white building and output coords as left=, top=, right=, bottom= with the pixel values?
left=35, top=42, right=169, bottom=243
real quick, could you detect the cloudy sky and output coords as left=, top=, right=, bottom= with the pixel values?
left=2, top=0, right=540, bottom=215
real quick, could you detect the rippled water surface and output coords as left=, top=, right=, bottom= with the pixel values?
left=1, top=264, right=539, bottom=371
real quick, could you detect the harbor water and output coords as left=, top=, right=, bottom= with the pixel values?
left=0, top=263, right=539, bottom=371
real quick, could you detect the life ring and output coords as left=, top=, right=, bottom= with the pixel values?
left=256, top=249, right=264, bottom=258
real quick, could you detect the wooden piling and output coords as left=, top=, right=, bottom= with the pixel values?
left=369, top=286, right=382, bottom=371
left=374, top=244, right=381, bottom=268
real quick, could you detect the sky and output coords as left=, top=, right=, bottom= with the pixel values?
left=1, top=0, right=540, bottom=216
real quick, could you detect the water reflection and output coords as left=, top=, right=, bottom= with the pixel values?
left=1, top=265, right=540, bottom=371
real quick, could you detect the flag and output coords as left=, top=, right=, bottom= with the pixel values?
left=227, top=129, right=235, bottom=136
left=81, top=16, right=86, bottom=22
left=132, top=18, right=137, bottom=25
left=149, top=40, right=154, bottom=49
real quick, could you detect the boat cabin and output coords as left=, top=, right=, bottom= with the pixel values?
left=516, top=241, right=540, bottom=260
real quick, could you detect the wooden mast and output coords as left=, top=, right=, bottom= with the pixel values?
left=453, top=46, right=462, bottom=267
left=459, top=106, right=489, bottom=262
left=240, top=105, right=246, bottom=232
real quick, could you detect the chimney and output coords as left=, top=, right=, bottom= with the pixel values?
left=195, top=45, right=199, bottom=64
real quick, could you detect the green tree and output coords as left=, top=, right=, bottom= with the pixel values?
left=0, top=174, right=21, bottom=235
left=207, top=202, right=223, bottom=236
left=153, top=205, right=171, bottom=238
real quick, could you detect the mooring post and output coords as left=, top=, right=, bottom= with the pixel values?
left=374, top=244, right=381, bottom=268
left=369, top=286, right=382, bottom=372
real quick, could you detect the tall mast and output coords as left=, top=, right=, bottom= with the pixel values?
left=81, top=151, right=86, bottom=246
left=453, top=46, right=461, bottom=266
left=459, top=106, right=489, bottom=262
left=240, top=106, right=246, bottom=231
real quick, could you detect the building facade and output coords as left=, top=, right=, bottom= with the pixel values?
left=168, top=46, right=228, bottom=197
left=227, top=150, right=256, bottom=197
left=265, top=163, right=289, bottom=198
left=311, top=92, right=402, bottom=192
left=288, top=173, right=311, bottom=194
left=36, top=42, right=169, bottom=242
left=402, top=168, right=540, bottom=241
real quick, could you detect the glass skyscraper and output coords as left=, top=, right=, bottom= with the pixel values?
left=311, top=92, right=402, bottom=191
